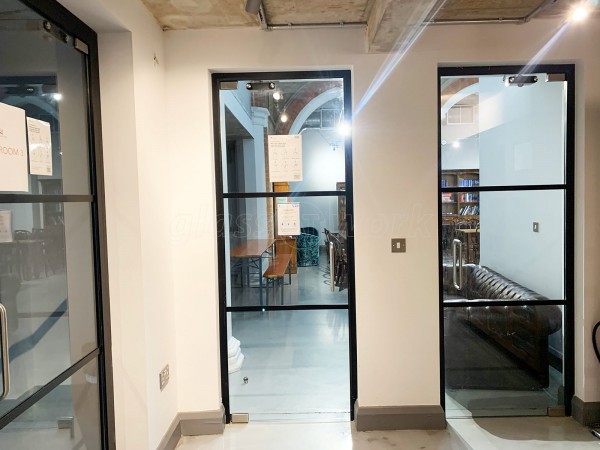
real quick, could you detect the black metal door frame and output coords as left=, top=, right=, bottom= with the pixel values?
left=0, top=0, right=114, bottom=447
left=212, top=70, right=357, bottom=422
left=437, top=64, right=575, bottom=416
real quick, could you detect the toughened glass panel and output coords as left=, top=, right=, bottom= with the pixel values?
left=0, top=1, right=91, bottom=195
left=0, top=202, right=97, bottom=416
left=442, top=190, right=565, bottom=302
left=228, top=310, right=350, bottom=420
left=224, top=196, right=347, bottom=307
left=0, top=358, right=101, bottom=448
left=221, top=78, right=346, bottom=194
left=444, top=305, right=564, bottom=418
left=440, top=74, right=566, bottom=186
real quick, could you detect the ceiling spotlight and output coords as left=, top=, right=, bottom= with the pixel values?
left=452, top=141, right=460, bottom=149
left=273, top=91, right=282, bottom=101
left=52, top=93, right=63, bottom=101
left=280, top=112, right=289, bottom=123
left=570, top=4, right=591, bottom=22
left=245, top=0, right=261, bottom=15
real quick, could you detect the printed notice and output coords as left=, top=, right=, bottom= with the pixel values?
left=0, top=210, right=12, bottom=243
left=277, top=202, right=300, bottom=236
left=27, top=117, right=53, bottom=176
left=0, top=103, right=28, bottom=191
left=268, top=134, right=302, bottom=182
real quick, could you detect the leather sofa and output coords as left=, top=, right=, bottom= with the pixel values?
left=443, top=264, right=562, bottom=387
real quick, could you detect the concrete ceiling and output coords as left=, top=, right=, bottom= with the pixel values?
left=141, top=0, right=592, bottom=52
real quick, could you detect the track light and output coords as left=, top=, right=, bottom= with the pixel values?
left=245, top=0, right=261, bottom=15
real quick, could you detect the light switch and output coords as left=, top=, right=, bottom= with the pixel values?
left=391, top=238, right=406, bottom=253
left=533, top=222, right=539, bottom=233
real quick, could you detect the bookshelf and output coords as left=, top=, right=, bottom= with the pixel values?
left=441, top=169, right=479, bottom=222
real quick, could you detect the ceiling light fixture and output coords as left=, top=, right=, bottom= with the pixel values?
left=280, top=112, right=288, bottom=123
left=273, top=91, right=282, bottom=101
left=245, top=0, right=261, bottom=15
left=52, top=93, right=63, bottom=101
left=452, top=141, right=460, bottom=149
left=338, top=121, right=351, bottom=137
left=570, top=4, right=591, bottom=22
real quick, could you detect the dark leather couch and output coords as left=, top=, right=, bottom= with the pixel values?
left=443, top=264, right=562, bottom=386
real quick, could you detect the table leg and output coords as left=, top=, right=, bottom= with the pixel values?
left=259, top=257, right=263, bottom=306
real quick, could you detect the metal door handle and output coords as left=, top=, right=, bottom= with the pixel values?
left=452, top=239, right=463, bottom=291
left=329, top=241, right=335, bottom=292
left=0, top=303, right=9, bottom=400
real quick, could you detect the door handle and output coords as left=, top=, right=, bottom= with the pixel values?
left=0, top=303, right=10, bottom=400
left=452, top=239, right=463, bottom=291
left=329, top=241, right=335, bottom=292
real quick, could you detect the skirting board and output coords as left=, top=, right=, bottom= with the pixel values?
left=354, top=401, right=446, bottom=431
left=158, top=405, right=226, bottom=450
left=572, top=396, right=600, bottom=426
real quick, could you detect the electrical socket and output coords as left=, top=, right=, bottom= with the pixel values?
left=159, top=364, right=170, bottom=391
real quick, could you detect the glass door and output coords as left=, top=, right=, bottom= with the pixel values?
left=0, top=0, right=108, bottom=447
left=213, top=71, right=356, bottom=422
left=439, top=66, right=574, bottom=418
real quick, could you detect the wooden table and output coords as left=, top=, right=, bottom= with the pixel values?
left=230, top=238, right=275, bottom=306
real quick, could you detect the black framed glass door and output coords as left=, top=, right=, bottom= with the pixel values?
left=0, top=0, right=110, bottom=447
left=213, top=71, right=356, bottom=422
left=439, top=65, right=574, bottom=418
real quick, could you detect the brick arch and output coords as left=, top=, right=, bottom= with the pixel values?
left=440, top=77, right=478, bottom=108
left=275, top=80, right=343, bottom=135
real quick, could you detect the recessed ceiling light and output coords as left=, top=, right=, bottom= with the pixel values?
left=273, top=91, right=282, bottom=101
left=280, top=112, right=288, bottom=123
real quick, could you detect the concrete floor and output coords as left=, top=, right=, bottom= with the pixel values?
left=176, top=417, right=599, bottom=450
left=229, top=251, right=351, bottom=418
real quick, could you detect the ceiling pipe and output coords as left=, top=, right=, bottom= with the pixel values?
left=427, top=18, right=524, bottom=25
left=267, top=22, right=367, bottom=31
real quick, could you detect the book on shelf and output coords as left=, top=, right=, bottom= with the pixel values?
left=458, top=179, right=480, bottom=187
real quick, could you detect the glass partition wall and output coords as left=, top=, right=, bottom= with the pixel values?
left=213, top=72, right=356, bottom=422
left=439, top=66, right=574, bottom=418
left=0, top=0, right=110, bottom=447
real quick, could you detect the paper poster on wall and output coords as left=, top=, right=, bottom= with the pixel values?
left=277, top=202, right=300, bottom=236
left=268, top=134, right=302, bottom=182
left=27, top=117, right=53, bottom=176
left=0, top=102, right=28, bottom=192
left=0, top=210, right=12, bottom=243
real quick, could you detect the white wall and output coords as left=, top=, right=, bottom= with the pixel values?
left=57, top=1, right=178, bottom=448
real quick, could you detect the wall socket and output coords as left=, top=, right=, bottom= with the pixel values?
left=159, top=364, right=170, bottom=391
